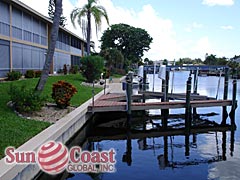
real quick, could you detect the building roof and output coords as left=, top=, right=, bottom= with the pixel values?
left=10, top=0, right=87, bottom=43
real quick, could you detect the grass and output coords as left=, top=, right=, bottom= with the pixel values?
left=111, top=74, right=124, bottom=78
left=0, top=74, right=102, bottom=159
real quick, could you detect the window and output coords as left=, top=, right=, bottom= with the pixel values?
left=33, top=33, right=40, bottom=44
left=12, top=7, right=22, bottom=28
left=41, top=36, right=47, bottom=45
left=12, top=26, right=22, bottom=39
left=71, top=37, right=81, bottom=49
left=23, top=30, right=32, bottom=42
left=71, top=55, right=81, bottom=67
left=0, top=1, right=10, bottom=36
left=23, top=12, right=32, bottom=31
left=0, top=22, right=10, bottom=36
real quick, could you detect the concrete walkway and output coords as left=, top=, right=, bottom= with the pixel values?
left=107, top=77, right=126, bottom=94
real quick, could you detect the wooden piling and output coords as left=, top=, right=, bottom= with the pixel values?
left=161, top=79, right=166, bottom=102
left=142, top=68, right=147, bottom=103
left=161, top=70, right=169, bottom=102
left=126, top=76, right=133, bottom=117
left=222, top=67, right=229, bottom=125
left=193, top=70, right=198, bottom=94
left=162, top=70, right=169, bottom=127
left=185, top=76, right=192, bottom=133
left=230, top=79, right=237, bottom=129
left=165, top=70, right=170, bottom=101
left=193, top=70, right=198, bottom=116
left=160, top=87, right=166, bottom=126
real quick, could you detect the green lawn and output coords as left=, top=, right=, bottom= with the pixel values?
left=0, top=74, right=102, bottom=158
left=112, top=74, right=124, bottom=78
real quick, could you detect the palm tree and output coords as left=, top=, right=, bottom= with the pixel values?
left=35, top=0, right=62, bottom=91
left=70, top=0, right=109, bottom=56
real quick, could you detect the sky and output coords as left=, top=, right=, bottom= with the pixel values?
left=19, top=0, right=240, bottom=61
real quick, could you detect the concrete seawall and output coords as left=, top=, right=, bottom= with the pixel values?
left=0, top=87, right=110, bottom=180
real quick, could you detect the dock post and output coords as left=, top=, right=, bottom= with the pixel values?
left=126, top=72, right=133, bottom=118
left=193, top=69, right=198, bottom=94
left=161, top=78, right=166, bottom=102
left=185, top=76, right=192, bottom=133
left=161, top=70, right=169, bottom=102
left=161, top=70, right=169, bottom=127
left=230, top=79, right=237, bottom=129
left=221, top=67, right=229, bottom=125
left=142, top=68, right=147, bottom=103
left=193, top=69, right=198, bottom=117
left=165, top=70, right=170, bottom=101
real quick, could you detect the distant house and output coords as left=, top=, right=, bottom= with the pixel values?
left=0, top=0, right=88, bottom=78
left=232, top=57, right=240, bottom=63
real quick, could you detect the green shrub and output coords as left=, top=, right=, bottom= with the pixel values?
left=69, top=65, right=79, bottom=74
left=25, top=70, right=35, bottom=78
left=57, top=69, right=63, bottom=74
left=81, top=55, right=104, bottom=82
left=35, top=70, right=42, bottom=78
left=52, top=80, right=77, bottom=108
left=7, top=71, right=22, bottom=81
left=9, top=85, right=46, bottom=113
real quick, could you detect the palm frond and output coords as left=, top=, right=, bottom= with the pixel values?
left=91, top=5, right=109, bottom=33
left=95, top=5, right=109, bottom=25
left=70, top=8, right=81, bottom=28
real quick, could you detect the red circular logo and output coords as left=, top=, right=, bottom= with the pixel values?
left=37, top=141, right=69, bottom=174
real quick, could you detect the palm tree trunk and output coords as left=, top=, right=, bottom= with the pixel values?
left=86, top=11, right=91, bottom=56
left=35, top=0, right=62, bottom=92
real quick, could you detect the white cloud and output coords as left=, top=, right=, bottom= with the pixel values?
left=192, top=37, right=212, bottom=55
left=202, top=0, right=234, bottom=6
left=19, top=0, right=177, bottom=60
left=220, top=25, right=234, bottom=30
left=176, top=37, right=214, bottom=60
left=19, top=0, right=234, bottom=60
left=185, top=22, right=203, bottom=32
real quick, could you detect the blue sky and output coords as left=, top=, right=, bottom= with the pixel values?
left=20, top=0, right=239, bottom=60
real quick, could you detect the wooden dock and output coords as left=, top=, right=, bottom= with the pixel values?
left=88, top=71, right=237, bottom=128
left=88, top=93, right=232, bottom=113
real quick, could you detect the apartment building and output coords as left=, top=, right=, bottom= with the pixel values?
left=0, top=0, right=87, bottom=77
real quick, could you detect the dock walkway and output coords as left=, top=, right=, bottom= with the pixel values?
left=88, top=80, right=232, bottom=113
left=88, top=93, right=232, bottom=112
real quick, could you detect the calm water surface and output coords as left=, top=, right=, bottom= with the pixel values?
left=39, top=71, right=240, bottom=180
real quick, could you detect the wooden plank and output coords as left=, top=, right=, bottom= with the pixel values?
left=88, top=99, right=232, bottom=112
left=191, top=100, right=232, bottom=108
left=140, top=91, right=215, bottom=100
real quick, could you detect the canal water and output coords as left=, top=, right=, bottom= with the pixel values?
left=38, top=71, right=240, bottom=180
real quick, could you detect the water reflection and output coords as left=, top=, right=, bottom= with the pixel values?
left=78, top=112, right=235, bottom=179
